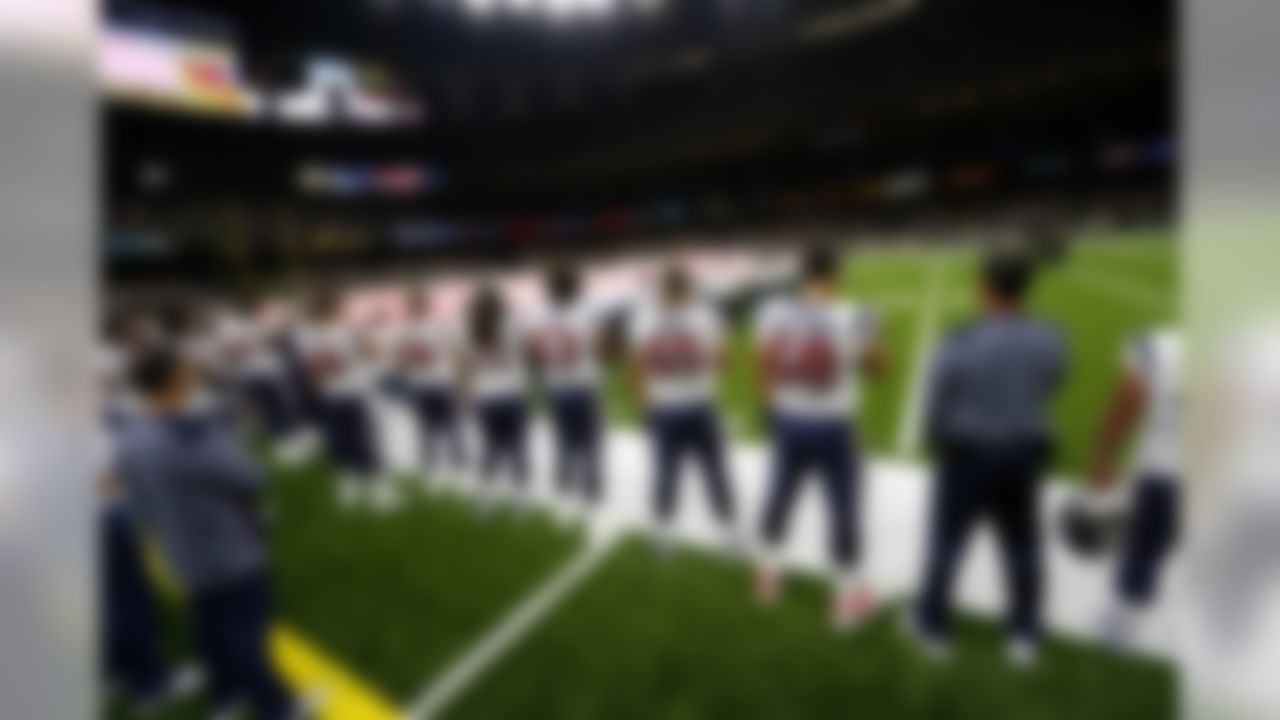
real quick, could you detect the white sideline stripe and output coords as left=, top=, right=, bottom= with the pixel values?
left=896, top=256, right=947, bottom=456
left=1074, top=269, right=1171, bottom=313
left=405, top=540, right=613, bottom=720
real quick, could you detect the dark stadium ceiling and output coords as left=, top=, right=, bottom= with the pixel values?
left=105, top=0, right=1174, bottom=204
left=106, top=0, right=1170, bottom=114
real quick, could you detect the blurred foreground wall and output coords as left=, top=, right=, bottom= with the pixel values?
left=0, top=2, right=95, bottom=718
left=1185, top=0, right=1280, bottom=718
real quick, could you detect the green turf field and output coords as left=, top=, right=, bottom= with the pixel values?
left=268, top=461, right=583, bottom=698
left=444, top=537, right=1175, bottom=720
left=108, top=231, right=1177, bottom=720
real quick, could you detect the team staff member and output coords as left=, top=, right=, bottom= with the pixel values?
left=99, top=317, right=202, bottom=713
left=116, top=346, right=314, bottom=720
left=754, top=245, right=887, bottom=632
left=911, top=250, right=1067, bottom=668
left=629, top=263, right=740, bottom=555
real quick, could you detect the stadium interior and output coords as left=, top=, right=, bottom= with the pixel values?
left=101, top=0, right=1178, bottom=718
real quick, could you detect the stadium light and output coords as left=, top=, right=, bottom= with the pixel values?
left=461, top=0, right=499, bottom=18
left=455, top=0, right=662, bottom=21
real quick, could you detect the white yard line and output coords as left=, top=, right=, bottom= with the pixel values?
left=405, top=539, right=614, bottom=720
left=895, top=256, right=947, bottom=457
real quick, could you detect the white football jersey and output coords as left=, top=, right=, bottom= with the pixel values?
left=630, top=298, right=722, bottom=409
left=394, top=319, right=458, bottom=389
left=755, top=296, right=880, bottom=420
left=526, top=301, right=604, bottom=392
left=1126, top=329, right=1182, bottom=480
left=468, top=320, right=529, bottom=402
left=358, top=320, right=401, bottom=377
left=296, top=322, right=367, bottom=398
left=209, top=314, right=284, bottom=380
left=179, top=325, right=219, bottom=376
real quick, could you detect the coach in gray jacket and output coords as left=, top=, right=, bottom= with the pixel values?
left=117, top=345, right=305, bottom=720
left=909, top=249, right=1067, bottom=669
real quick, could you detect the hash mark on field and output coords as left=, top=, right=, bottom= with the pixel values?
left=896, top=256, right=947, bottom=457
left=405, top=540, right=613, bottom=720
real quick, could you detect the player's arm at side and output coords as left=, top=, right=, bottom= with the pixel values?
left=922, top=337, right=957, bottom=453
left=626, top=346, right=648, bottom=417
left=754, top=332, right=775, bottom=423
left=456, top=344, right=474, bottom=405
left=170, top=418, right=267, bottom=496
left=521, top=319, right=547, bottom=379
left=596, top=307, right=624, bottom=368
left=299, top=337, right=329, bottom=387
left=857, top=307, right=888, bottom=379
left=623, top=309, right=647, bottom=415
left=521, top=324, right=550, bottom=398
left=1087, top=368, right=1148, bottom=492
left=355, top=322, right=379, bottom=362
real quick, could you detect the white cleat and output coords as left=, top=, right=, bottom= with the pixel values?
left=370, top=480, right=399, bottom=512
left=273, top=433, right=314, bottom=466
left=553, top=499, right=582, bottom=528
left=511, top=486, right=534, bottom=515
left=209, top=702, right=241, bottom=720
left=289, top=687, right=331, bottom=720
left=337, top=478, right=364, bottom=509
left=899, top=607, right=951, bottom=664
left=132, top=663, right=204, bottom=716
left=651, top=524, right=675, bottom=558
left=1006, top=637, right=1041, bottom=670
left=719, top=527, right=747, bottom=560
left=475, top=487, right=498, bottom=518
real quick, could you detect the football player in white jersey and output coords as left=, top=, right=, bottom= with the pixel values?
left=359, top=303, right=402, bottom=389
left=1083, top=328, right=1183, bottom=651
left=275, top=292, right=325, bottom=429
left=101, top=309, right=157, bottom=428
left=753, top=245, right=886, bottom=632
left=394, top=287, right=465, bottom=483
left=158, top=301, right=229, bottom=417
left=297, top=288, right=387, bottom=509
left=527, top=264, right=607, bottom=509
left=463, top=285, right=533, bottom=511
left=629, top=263, right=739, bottom=555
left=208, top=293, right=308, bottom=465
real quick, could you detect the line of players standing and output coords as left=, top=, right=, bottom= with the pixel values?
left=101, top=244, right=1182, bottom=711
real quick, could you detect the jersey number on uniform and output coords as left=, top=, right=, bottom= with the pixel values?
left=309, top=351, right=344, bottom=378
left=538, top=328, right=581, bottom=368
left=644, top=330, right=704, bottom=376
left=767, top=333, right=837, bottom=390
left=400, top=341, right=434, bottom=368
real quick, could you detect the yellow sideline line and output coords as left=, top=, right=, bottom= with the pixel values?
left=140, top=541, right=400, bottom=720
left=271, top=625, right=401, bottom=720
